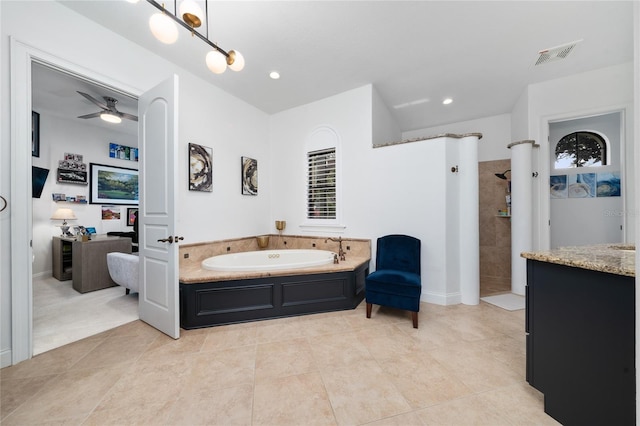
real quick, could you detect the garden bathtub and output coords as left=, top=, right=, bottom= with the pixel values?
left=201, top=249, right=336, bottom=272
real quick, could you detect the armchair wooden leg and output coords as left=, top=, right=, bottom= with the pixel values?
left=126, top=288, right=130, bottom=295
left=412, top=311, right=418, bottom=328
left=366, top=303, right=372, bottom=319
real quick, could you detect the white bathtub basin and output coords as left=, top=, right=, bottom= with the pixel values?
left=202, top=249, right=336, bottom=272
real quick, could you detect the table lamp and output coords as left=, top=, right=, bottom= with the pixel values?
left=51, top=207, right=77, bottom=236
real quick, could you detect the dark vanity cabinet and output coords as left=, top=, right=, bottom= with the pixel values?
left=526, top=259, right=635, bottom=425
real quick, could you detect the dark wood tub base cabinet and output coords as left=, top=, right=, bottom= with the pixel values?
left=180, top=263, right=368, bottom=329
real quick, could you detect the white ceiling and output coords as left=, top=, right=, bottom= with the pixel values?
left=32, top=63, right=139, bottom=136
left=40, top=1, right=633, bottom=136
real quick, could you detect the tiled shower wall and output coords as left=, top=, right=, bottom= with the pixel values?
left=479, top=159, right=512, bottom=296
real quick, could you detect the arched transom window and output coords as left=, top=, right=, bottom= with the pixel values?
left=554, top=131, right=607, bottom=169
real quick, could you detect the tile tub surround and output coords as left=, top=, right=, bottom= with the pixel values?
left=521, top=244, right=636, bottom=277
left=179, top=235, right=371, bottom=283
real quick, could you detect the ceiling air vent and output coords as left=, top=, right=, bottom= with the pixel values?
left=535, top=39, right=583, bottom=66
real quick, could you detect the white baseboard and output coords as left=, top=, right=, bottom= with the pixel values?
left=422, top=291, right=461, bottom=306
left=1, top=349, right=13, bottom=368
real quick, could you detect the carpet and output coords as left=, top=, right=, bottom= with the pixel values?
left=481, top=293, right=525, bottom=311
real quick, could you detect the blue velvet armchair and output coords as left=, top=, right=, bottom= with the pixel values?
left=365, top=234, right=422, bottom=328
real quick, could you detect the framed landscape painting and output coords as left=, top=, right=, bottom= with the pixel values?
left=89, top=163, right=139, bottom=205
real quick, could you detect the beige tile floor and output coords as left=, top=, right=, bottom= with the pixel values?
left=1, top=301, right=560, bottom=426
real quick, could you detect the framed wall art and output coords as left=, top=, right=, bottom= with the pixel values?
left=101, top=205, right=121, bottom=220
left=241, top=156, right=258, bottom=195
left=90, top=163, right=139, bottom=205
left=127, top=207, right=138, bottom=226
left=109, top=142, right=139, bottom=162
left=189, top=143, right=213, bottom=192
left=32, top=111, right=40, bottom=157
left=57, top=169, right=88, bottom=185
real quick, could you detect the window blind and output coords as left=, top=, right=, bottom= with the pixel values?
left=307, top=148, right=336, bottom=219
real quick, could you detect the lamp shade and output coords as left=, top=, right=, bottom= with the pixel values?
left=51, top=208, right=77, bottom=221
left=100, top=112, right=122, bottom=124
left=227, top=50, right=245, bottom=72
left=206, top=50, right=227, bottom=74
left=149, top=12, right=179, bottom=44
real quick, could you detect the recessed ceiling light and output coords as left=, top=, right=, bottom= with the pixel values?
left=269, top=71, right=280, bottom=80
left=442, top=98, right=453, bottom=105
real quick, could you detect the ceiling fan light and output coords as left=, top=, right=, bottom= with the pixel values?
left=227, top=50, right=245, bottom=72
left=100, top=112, right=122, bottom=124
left=149, top=12, right=179, bottom=44
left=206, top=50, right=227, bottom=74
left=179, top=0, right=203, bottom=28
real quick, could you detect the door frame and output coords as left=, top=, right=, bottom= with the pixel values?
left=537, top=104, right=631, bottom=251
left=9, top=38, right=140, bottom=364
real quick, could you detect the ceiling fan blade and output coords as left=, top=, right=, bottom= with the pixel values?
left=120, top=112, right=138, bottom=122
left=77, top=112, right=102, bottom=119
left=77, top=91, right=108, bottom=110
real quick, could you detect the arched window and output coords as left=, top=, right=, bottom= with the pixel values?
left=554, top=131, right=607, bottom=168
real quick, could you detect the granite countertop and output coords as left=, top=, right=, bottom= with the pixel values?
left=180, top=255, right=371, bottom=284
left=521, top=244, right=636, bottom=277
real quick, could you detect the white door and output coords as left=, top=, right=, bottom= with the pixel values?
left=138, top=75, right=180, bottom=339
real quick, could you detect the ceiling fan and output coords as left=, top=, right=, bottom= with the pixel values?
left=76, top=91, right=138, bottom=123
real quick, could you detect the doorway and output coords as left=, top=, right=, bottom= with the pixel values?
left=549, top=112, right=623, bottom=248
left=31, top=62, right=140, bottom=355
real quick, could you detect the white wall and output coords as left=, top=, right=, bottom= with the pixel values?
left=522, top=62, right=635, bottom=249
left=510, top=88, right=530, bottom=143
left=270, top=85, right=373, bottom=237
left=271, top=85, right=479, bottom=305
left=32, top=112, right=138, bottom=277
left=177, top=71, right=271, bottom=243
left=372, top=86, right=401, bottom=146
left=403, top=113, right=512, bottom=162
left=1, top=1, right=269, bottom=366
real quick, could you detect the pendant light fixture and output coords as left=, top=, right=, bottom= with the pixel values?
left=142, top=0, right=245, bottom=74
left=149, top=11, right=179, bottom=44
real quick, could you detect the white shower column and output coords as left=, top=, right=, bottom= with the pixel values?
left=459, top=134, right=481, bottom=305
left=508, top=140, right=535, bottom=296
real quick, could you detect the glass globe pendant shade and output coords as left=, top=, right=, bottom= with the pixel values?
left=179, top=0, right=204, bottom=28
left=227, top=50, right=245, bottom=72
left=206, top=50, right=227, bottom=74
left=149, top=13, right=179, bottom=44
